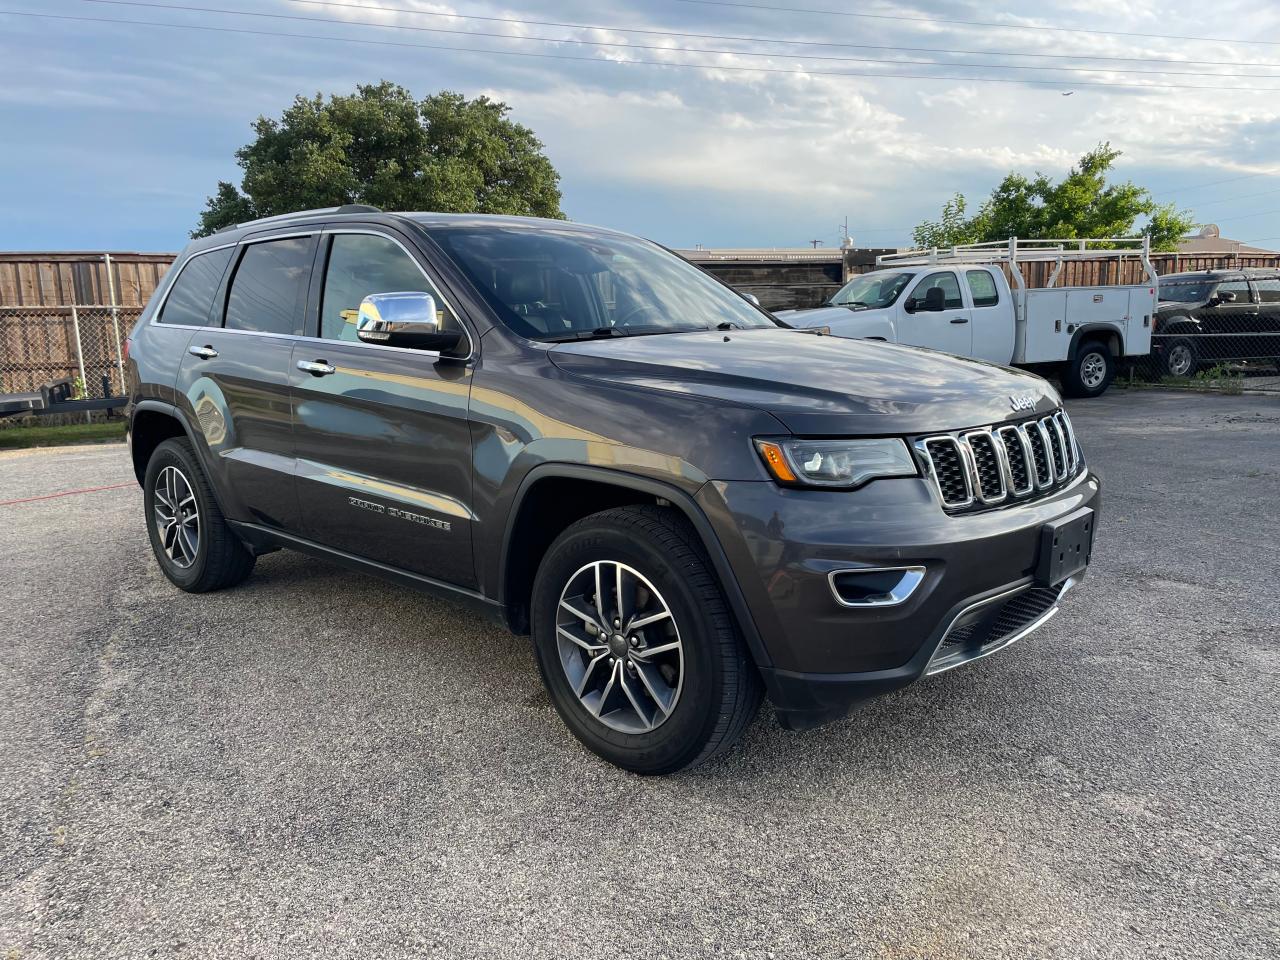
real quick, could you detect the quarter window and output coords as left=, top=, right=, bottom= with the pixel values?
left=912, top=272, right=964, bottom=310
left=224, top=236, right=315, bottom=335
left=319, top=234, right=453, bottom=342
left=966, top=270, right=1000, bottom=308
left=157, top=247, right=234, bottom=325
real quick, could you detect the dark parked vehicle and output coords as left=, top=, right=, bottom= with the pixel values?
left=125, top=206, right=1100, bottom=773
left=1153, top=269, right=1280, bottom=377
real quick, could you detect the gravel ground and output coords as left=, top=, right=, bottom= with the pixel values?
left=1, top=390, right=1277, bottom=959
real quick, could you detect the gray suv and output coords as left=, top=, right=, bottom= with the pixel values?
left=125, top=206, right=1100, bottom=773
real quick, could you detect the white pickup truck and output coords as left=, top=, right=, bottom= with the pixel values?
left=776, top=238, right=1158, bottom=397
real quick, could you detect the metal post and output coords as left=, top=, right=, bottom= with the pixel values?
left=104, top=253, right=124, bottom=395
left=69, top=305, right=90, bottom=424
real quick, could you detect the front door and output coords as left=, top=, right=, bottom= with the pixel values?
left=1198, top=279, right=1256, bottom=366
left=290, top=229, right=477, bottom=588
left=175, top=232, right=317, bottom=532
left=896, top=270, right=973, bottom=357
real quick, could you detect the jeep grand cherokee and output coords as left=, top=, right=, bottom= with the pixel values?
left=125, top=206, right=1099, bottom=774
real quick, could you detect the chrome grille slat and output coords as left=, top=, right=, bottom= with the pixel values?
left=918, top=410, right=1084, bottom=513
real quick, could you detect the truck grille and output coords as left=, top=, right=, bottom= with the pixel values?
left=916, top=411, right=1083, bottom=512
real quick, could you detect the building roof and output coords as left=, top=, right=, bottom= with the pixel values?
left=1175, top=224, right=1276, bottom=255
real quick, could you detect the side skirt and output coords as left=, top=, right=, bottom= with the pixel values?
left=227, top=520, right=508, bottom=626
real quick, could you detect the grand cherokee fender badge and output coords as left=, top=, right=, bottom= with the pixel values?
left=1009, top=394, right=1036, bottom=411
left=348, top=496, right=452, bottom=532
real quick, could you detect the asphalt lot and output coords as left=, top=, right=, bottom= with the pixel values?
left=1, top=390, right=1277, bottom=959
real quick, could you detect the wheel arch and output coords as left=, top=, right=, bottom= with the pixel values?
left=128, top=400, right=199, bottom=485
left=1068, top=324, right=1123, bottom=362
left=498, top=464, right=770, bottom=668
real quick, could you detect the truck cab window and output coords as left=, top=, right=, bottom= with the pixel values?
left=912, top=272, right=963, bottom=310
left=966, top=270, right=999, bottom=308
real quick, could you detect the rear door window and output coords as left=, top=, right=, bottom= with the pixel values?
left=1253, top=278, right=1280, bottom=303
left=157, top=247, right=234, bottom=326
left=966, top=270, right=1000, bottom=308
left=224, top=236, right=316, bottom=335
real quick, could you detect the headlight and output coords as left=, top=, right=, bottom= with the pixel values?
left=754, top=437, right=917, bottom=489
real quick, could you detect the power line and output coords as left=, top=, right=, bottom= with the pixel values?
left=1153, top=172, right=1276, bottom=196
left=72, top=0, right=1280, bottom=80
left=674, top=0, right=1280, bottom=48
left=9, top=8, right=1277, bottom=93
left=1189, top=186, right=1280, bottom=208
left=283, top=0, right=1280, bottom=72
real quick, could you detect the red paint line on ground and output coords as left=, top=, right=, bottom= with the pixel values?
left=0, top=481, right=136, bottom=507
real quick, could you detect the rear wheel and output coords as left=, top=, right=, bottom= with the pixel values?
left=143, top=438, right=255, bottom=592
left=531, top=505, right=761, bottom=774
left=1062, top=341, right=1115, bottom=398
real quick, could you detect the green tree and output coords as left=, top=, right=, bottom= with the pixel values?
left=195, top=82, right=563, bottom=237
left=911, top=144, right=1195, bottom=251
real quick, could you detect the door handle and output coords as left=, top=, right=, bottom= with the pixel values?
left=949, top=317, right=969, bottom=324
left=187, top=344, right=218, bottom=359
left=296, top=359, right=336, bottom=377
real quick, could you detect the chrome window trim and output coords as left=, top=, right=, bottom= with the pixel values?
left=960, top=429, right=1008, bottom=505
left=150, top=228, right=476, bottom=362
left=827, top=565, right=927, bottom=609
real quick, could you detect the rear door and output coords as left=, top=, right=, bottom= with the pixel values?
left=896, top=270, right=972, bottom=356
left=176, top=231, right=318, bottom=532
left=963, top=267, right=1012, bottom=363
left=289, top=226, right=477, bottom=588
left=1250, top=277, right=1280, bottom=364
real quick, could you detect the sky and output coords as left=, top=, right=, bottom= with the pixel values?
left=3, top=0, right=1280, bottom=253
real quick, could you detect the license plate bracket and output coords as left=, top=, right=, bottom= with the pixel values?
left=1036, top=507, right=1095, bottom=586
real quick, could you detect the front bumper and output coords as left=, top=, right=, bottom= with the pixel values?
left=697, top=469, right=1101, bottom=729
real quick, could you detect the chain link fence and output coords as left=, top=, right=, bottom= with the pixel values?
left=0, top=304, right=140, bottom=425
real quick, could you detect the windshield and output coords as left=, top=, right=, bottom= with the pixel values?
left=1157, top=280, right=1214, bottom=303
left=428, top=225, right=778, bottom=341
left=829, top=271, right=915, bottom=309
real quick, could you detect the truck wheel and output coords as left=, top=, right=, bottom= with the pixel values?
left=1062, top=341, right=1115, bottom=398
left=531, top=505, right=762, bottom=774
left=143, top=438, right=255, bottom=593
left=1161, top=338, right=1198, bottom=378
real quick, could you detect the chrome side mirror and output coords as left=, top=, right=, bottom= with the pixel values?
left=356, top=292, right=462, bottom=352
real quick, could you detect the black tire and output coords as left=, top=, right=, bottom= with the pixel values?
left=531, top=505, right=762, bottom=774
left=143, top=437, right=255, bottom=593
left=1062, top=340, right=1116, bottom=398
left=1160, top=337, right=1198, bottom=378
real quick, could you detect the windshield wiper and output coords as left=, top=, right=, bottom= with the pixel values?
left=715, top=321, right=741, bottom=330
left=541, top=326, right=630, bottom=343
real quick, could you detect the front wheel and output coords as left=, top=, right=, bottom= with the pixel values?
left=531, top=505, right=761, bottom=774
left=1161, top=338, right=1198, bottom=378
left=1062, top=341, right=1115, bottom=398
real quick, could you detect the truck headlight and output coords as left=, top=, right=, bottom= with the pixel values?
left=755, top=437, right=917, bottom=489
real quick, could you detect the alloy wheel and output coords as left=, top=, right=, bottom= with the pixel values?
left=555, top=560, right=684, bottom=734
left=153, top=465, right=200, bottom=569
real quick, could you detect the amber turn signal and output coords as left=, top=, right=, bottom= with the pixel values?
left=755, top=440, right=797, bottom=483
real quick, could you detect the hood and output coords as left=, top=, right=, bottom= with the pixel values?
left=776, top=304, right=890, bottom=327
left=549, top=329, right=1060, bottom=435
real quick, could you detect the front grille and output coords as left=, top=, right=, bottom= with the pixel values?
left=927, top=582, right=1067, bottom=674
left=917, top=410, right=1082, bottom=513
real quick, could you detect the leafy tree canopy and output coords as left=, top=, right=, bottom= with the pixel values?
left=911, top=144, right=1195, bottom=252
left=195, top=82, right=564, bottom=237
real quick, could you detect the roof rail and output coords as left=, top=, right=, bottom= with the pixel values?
left=214, top=203, right=383, bottom=234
